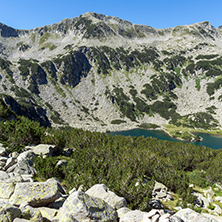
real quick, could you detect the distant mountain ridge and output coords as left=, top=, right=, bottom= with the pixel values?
left=0, top=12, right=222, bottom=134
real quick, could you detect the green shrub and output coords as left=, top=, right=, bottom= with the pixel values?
left=111, top=119, right=126, bottom=124
left=0, top=117, right=45, bottom=153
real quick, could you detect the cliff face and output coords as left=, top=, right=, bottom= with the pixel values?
left=0, top=12, right=222, bottom=131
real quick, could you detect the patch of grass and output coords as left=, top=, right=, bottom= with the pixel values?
left=39, top=33, right=51, bottom=45
left=111, top=119, right=126, bottom=124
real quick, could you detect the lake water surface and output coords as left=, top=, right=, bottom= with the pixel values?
left=109, top=129, right=222, bottom=150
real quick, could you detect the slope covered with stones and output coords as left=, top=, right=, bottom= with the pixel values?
left=0, top=13, right=222, bottom=133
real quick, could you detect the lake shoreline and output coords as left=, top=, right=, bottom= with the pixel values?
left=109, top=127, right=222, bottom=149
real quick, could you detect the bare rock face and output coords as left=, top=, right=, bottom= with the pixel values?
left=9, top=179, right=60, bottom=207
left=86, top=183, right=127, bottom=210
left=57, top=191, right=118, bottom=222
left=174, top=208, right=218, bottom=222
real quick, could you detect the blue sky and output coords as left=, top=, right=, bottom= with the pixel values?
left=1, top=0, right=221, bottom=30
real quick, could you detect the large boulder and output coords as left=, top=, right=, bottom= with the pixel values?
left=86, top=184, right=127, bottom=209
left=0, top=201, right=21, bottom=222
left=17, top=150, right=36, bottom=165
left=57, top=191, right=118, bottom=222
left=9, top=179, right=60, bottom=207
left=119, top=210, right=147, bottom=222
left=32, top=144, right=55, bottom=157
left=174, top=208, right=218, bottom=222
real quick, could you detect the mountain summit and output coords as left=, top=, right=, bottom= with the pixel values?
left=0, top=13, right=222, bottom=134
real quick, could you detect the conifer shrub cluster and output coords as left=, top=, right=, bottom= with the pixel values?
left=1, top=116, right=222, bottom=210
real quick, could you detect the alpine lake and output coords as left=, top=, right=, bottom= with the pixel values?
left=109, top=129, right=222, bottom=150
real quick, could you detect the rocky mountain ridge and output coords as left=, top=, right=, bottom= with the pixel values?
left=0, top=12, right=222, bottom=133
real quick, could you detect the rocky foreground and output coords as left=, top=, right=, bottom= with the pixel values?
left=0, top=144, right=222, bottom=222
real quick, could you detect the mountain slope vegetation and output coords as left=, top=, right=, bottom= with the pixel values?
left=0, top=12, right=222, bottom=134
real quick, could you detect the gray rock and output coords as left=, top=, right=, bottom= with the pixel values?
left=174, top=208, right=217, bottom=222
left=0, top=201, right=21, bottom=222
left=4, top=157, right=17, bottom=171
left=120, top=210, right=147, bottom=222
left=0, top=160, right=5, bottom=168
left=38, top=207, right=58, bottom=221
left=117, top=207, right=131, bottom=218
left=149, top=199, right=163, bottom=209
left=20, top=205, right=44, bottom=221
left=169, top=215, right=183, bottom=222
left=17, top=150, right=36, bottom=165
left=47, top=196, right=67, bottom=209
left=194, top=192, right=210, bottom=208
left=13, top=160, right=36, bottom=175
left=86, top=184, right=127, bottom=209
left=57, top=191, right=118, bottom=222
left=0, top=182, right=15, bottom=199
left=6, top=163, right=17, bottom=173
left=56, top=160, right=68, bottom=168
left=0, top=147, right=6, bottom=156
left=0, top=157, right=8, bottom=163
left=0, top=171, right=9, bottom=181
left=21, top=174, right=34, bottom=182
left=9, top=151, right=19, bottom=158
left=153, top=181, right=168, bottom=193
left=32, top=144, right=55, bottom=157
left=213, top=204, right=222, bottom=215
left=9, top=179, right=60, bottom=207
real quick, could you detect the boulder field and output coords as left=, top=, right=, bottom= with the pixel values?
left=0, top=144, right=222, bottom=221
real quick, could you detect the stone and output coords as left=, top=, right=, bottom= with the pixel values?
left=6, top=163, right=17, bottom=173
left=117, top=207, right=131, bottom=218
left=0, top=171, right=9, bottom=181
left=14, top=219, right=30, bottom=222
left=0, top=157, right=8, bottom=163
left=13, top=218, right=30, bottom=222
left=20, top=205, right=44, bottom=221
left=57, top=191, right=118, bottom=222
left=168, top=215, right=183, bottom=222
left=10, top=151, right=19, bottom=158
left=0, top=182, right=15, bottom=199
left=14, top=160, right=36, bottom=175
left=32, top=144, right=55, bottom=157
left=0, top=147, right=6, bottom=156
left=86, top=184, right=127, bottom=209
left=21, top=174, right=34, bottom=182
left=0, top=201, right=21, bottom=222
left=4, top=157, right=17, bottom=171
left=202, top=213, right=222, bottom=222
left=68, top=187, right=76, bottom=195
left=38, top=207, right=58, bottom=221
left=47, top=196, right=66, bottom=209
left=194, top=192, right=210, bottom=208
left=9, top=179, right=60, bottom=207
left=56, top=160, right=68, bottom=167
left=153, top=181, right=168, bottom=192
left=152, top=214, right=161, bottom=222
left=0, top=161, right=5, bottom=168
left=159, top=213, right=171, bottom=222
left=215, top=196, right=222, bottom=202
left=213, top=204, right=222, bottom=215
left=17, top=150, right=36, bottom=165
left=120, top=210, right=147, bottom=222
left=174, top=208, right=217, bottom=222
left=149, top=199, right=163, bottom=209
left=146, top=209, right=161, bottom=218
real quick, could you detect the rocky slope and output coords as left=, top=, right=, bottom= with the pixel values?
left=1, top=144, right=222, bottom=221
left=1, top=12, right=222, bottom=132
